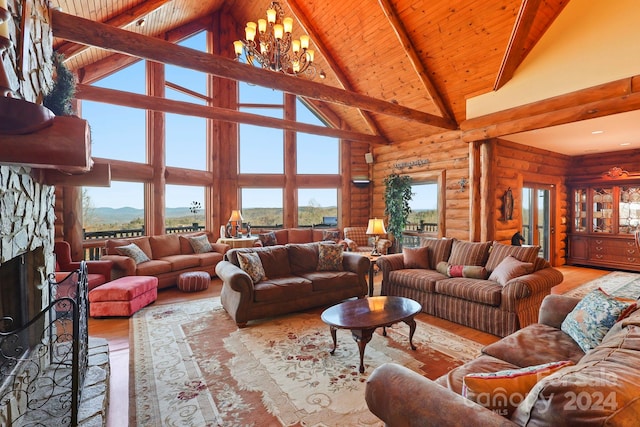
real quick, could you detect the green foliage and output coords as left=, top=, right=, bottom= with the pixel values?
left=43, top=53, right=76, bottom=116
left=384, top=173, right=413, bottom=239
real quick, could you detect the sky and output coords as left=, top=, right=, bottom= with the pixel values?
left=80, top=31, right=437, bottom=212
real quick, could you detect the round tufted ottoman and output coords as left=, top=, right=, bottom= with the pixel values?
left=177, top=271, right=210, bottom=292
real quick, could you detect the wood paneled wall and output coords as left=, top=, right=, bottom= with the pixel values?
left=569, top=149, right=640, bottom=178
left=372, top=136, right=471, bottom=240
left=371, top=135, right=572, bottom=266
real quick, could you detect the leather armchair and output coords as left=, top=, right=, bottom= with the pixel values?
left=54, top=241, right=113, bottom=291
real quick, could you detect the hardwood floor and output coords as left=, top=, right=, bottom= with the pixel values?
left=90, top=265, right=610, bottom=426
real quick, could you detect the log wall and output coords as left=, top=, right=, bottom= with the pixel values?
left=371, top=135, right=573, bottom=266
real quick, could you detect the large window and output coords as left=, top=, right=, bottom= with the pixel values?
left=298, top=189, right=338, bottom=226
left=165, top=32, right=207, bottom=170
left=165, top=185, right=205, bottom=230
left=240, top=188, right=283, bottom=228
left=296, top=99, right=339, bottom=174
left=82, top=61, right=147, bottom=163
left=82, top=182, right=145, bottom=235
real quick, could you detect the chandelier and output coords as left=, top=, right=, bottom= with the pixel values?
left=233, top=1, right=316, bottom=77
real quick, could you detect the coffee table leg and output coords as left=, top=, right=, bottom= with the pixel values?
left=351, top=328, right=374, bottom=373
left=329, top=326, right=338, bottom=355
left=404, top=317, right=417, bottom=350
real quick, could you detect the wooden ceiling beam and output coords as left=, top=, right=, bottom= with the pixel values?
left=56, top=0, right=172, bottom=63
left=377, top=0, right=454, bottom=121
left=286, top=0, right=388, bottom=140
left=52, top=10, right=457, bottom=130
left=412, top=75, right=640, bottom=145
left=493, top=0, right=543, bottom=90
left=75, top=84, right=387, bottom=144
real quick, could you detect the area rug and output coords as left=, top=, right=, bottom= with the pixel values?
left=564, top=271, right=640, bottom=299
left=129, top=298, right=483, bottom=426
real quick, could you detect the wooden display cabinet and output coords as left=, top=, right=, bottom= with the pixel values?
left=568, top=180, right=640, bottom=272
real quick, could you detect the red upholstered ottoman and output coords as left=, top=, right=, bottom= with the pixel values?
left=177, top=271, right=210, bottom=292
left=89, top=276, right=158, bottom=317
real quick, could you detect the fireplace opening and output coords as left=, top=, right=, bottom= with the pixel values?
left=0, top=247, right=47, bottom=374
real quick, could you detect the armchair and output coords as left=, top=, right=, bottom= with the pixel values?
left=54, top=241, right=113, bottom=291
left=343, top=226, right=392, bottom=255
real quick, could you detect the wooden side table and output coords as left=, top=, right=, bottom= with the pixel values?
left=216, top=236, right=259, bottom=248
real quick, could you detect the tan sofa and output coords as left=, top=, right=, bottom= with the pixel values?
left=377, top=238, right=564, bottom=337
left=215, top=242, right=368, bottom=326
left=101, top=232, right=230, bottom=289
left=366, top=294, right=640, bottom=426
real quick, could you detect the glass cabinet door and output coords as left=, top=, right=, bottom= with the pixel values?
left=592, top=187, right=614, bottom=233
left=573, top=188, right=588, bottom=232
left=619, top=186, right=640, bottom=234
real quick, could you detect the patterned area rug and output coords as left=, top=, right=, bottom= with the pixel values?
left=564, top=271, right=640, bottom=299
left=129, top=298, right=483, bottom=426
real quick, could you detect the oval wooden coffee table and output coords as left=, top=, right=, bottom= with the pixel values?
left=321, top=296, right=422, bottom=373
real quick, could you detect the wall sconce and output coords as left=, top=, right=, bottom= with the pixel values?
left=352, top=176, right=371, bottom=187
left=457, top=177, right=467, bottom=193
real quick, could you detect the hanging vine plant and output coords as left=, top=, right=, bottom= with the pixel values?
left=383, top=173, right=413, bottom=248
left=43, top=52, right=76, bottom=116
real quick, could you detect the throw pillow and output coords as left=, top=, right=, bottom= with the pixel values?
left=448, top=240, right=493, bottom=266
left=436, top=261, right=488, bottom=279
left=403, top=246, right=430, bottom=269
left=488, top=255, right=533, bottom=286
left=317, top=243, right=344, bottom=271
left=463, top=360, right=574, bottom=418
left=343, top=238, right=358, bottom=252
left=561, top=288, right=637, bottom=353
left=484, top=241, right=540, bottom=272
left=187, top=234, right=212, bottom=254
left=115, top=243, right=150, bottom=264
left=322, top=230, right=341, bottom=243
left=237, top=251, right=266, bottom=284
left=258, top=231, right=278, bottom=247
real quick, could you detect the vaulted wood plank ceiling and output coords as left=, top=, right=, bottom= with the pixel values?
left=50, top=0, right=568, bottom=144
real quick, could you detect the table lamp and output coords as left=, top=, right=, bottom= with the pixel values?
left=228, top=210, right=244, bottom=237
left=366, top=218, right=386, bottom=256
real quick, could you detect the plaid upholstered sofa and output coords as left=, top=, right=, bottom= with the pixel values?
left=377, top=238, right=563, bottom=337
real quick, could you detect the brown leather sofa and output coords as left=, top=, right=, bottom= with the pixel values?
left=215, top=242, right=368, bottom=326
left=101, top=232, right=229, bottom=289
left=365, top=294, right=640, bottom=426
left=377, top=238, right=564, bottom=337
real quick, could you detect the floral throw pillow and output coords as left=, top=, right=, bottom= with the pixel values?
left=322, top=230, right=341, bottom=243
left=115, top=243, right=150, bottom=265
left=258, top=231, right=278, bottom=247
left=188, top=234, right=212, bottom=254
left=237, top=252, right=265, bottom=284
left=317, top=243, right=344, bottom=271
left=561, top=287, right=637, bottom=352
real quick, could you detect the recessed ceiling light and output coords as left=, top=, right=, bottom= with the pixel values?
left=591, top=130, right=604, bottom=135
left=620, top=142, right=631, bottom=146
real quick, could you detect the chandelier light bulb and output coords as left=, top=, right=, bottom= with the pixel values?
left=273, top=24, right=284, bottom=40
left=233, top=40, right=244, bottom=56
left=292, top=39, right=300, bottom=53
left=258, top=19, right=267, bottom=33
left=283, top=17, right=293, bottom=33
left=267, top=8, right=277, bottom=24
left=299, top=34, right=310, bottom=50
left=306, top=49, right=314, bottom=62
left=245, top=25, right=256, bottom=41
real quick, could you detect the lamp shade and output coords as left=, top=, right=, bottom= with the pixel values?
left=228, top=210, right=244, bottom=223
left=366, top=218, right=386, bottom=235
